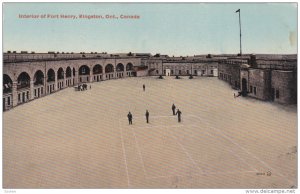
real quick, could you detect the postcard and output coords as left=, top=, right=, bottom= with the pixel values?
left=2, top=2, right=297, bottom=191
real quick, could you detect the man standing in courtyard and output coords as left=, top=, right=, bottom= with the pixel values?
left=127, top=112, right=133, bottom=125
left=172, top=104, right=176, bottom=115
left=145, top=110, right=149, bottom=123
left=176, top=109, right=182, bottom=123
left=143, top=84, right=145, bottom=91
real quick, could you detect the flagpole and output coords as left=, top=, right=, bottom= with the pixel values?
left=239, top=10, right=242, bottom=56
left=236, top=9, right=242, bottom=56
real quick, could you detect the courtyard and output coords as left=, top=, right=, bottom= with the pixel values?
left=3, top=76, right=297, bottom=188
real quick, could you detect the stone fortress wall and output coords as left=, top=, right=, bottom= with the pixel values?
left=2, top=52, right=297, bottom=111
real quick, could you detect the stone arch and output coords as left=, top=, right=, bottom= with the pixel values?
left=126, top=63, right=133, bottom=71
left=93, top=64, right=103, bottom=74
left=17, top=72, right=31, bottom=90
left=3, top=74, right=12, bottom=93
left=66, top=66, right=72, bottom=78
left=116, top=63, right=124, bottom=72
left=79, top=65, right=90, bottom=75
left=47, top=68, right=55, bottom=82
left=57, top=67, right=64, bottom=79
left=105, top=64, right=114, bottom=73
left=34, top=70, right=44, bottom=86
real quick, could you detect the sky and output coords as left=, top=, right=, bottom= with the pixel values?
left=2, top=3, right=298, bottom=56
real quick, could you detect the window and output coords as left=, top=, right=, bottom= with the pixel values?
left=211, top=70, right=213, bottom=74
left=276, top=89, right=279, bottom=99
left=18, top=94, right=21, bottom=102
left=7, top=97, right=10, bottom=105
left=194, top=70, right=197, bottom=74
left=202, top=70, right=205, bottom=75
left=27, top=91, right=29, bottom=99
left=171, top=70, right=174, bottom=75
left=156, top=70, right=159, bottom=74
left=41, top=88, right=43, bottom=95
left=164, top=70, right=166, bottom=74
left=254, top=87, right=257, bottom=95
left=250, top=86, right=253, bottom=93
left=187, top=70, right=189, bottom=74
left=35, top=89, right=37, bottom=97
left=179, top=70, right=181, bottom=75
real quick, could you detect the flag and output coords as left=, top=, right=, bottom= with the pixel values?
left=236, top=9, right=240, bottom=13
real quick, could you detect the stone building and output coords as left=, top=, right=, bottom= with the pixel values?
left=147, top=57, right=219, bottom=77
left=219, top=54, right=297, bottom=104
left=3, top=52, right=141, bottom=111
left=218, top=58, right=248, bottom=89
left=3, top=52, right=297, bottom=111
left=241, top=56, right=297, bottom=104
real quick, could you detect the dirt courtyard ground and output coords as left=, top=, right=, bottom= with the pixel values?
left=3, top=76, right=297, bottom=188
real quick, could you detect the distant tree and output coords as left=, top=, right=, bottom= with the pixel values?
left=127, top=52, right=133, bottom=56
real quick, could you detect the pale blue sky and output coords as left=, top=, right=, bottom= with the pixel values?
left=3, top=3, right=298, bottom=55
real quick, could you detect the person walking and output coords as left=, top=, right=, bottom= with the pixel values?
left=172, top=104, right=176, bottom=115
left=143, top=84, right=145, bottom=91
left=127, top=112, right=133, bottom=125
left=176, top=109, right=182, bottom=123
left=145, top=110, right=149, bottom=123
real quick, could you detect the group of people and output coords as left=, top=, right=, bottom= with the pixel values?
left=126, top=84, right=182, bottom=125
left=76, top=83, right=91, bottom=91
left=127, top=103, right=182, bottom=125
left=172, top=103, right=182, bottom=122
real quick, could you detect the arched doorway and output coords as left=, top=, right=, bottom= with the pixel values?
left=47, top=68, right=55, bottom=93
left=17, top=72, right=30, bottom=89
left=66, top=67, right=72, bottom=78
left=34, top=70, right=45, bottom=98
left=57, top=67, right=64, bottom=90
left=79, top=65, right=90, bottom=83
left=3, top=74, right=12, bottom=94
left=3, top=74, right=13, bottom=111
left=17, top=72, right=31, bottom=103
left=105, top=64, right=114, bottom=79
left=66, top=66, right=72, bottom=86
left=126, top=63, right=134, bottom=77
left=73, top=67, right=76, bottom=85
left=34, top=70, right=44, bottom=86
left=93, top=64, right=103, bottom=82
left=116, top=63, right=124, bottom=78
